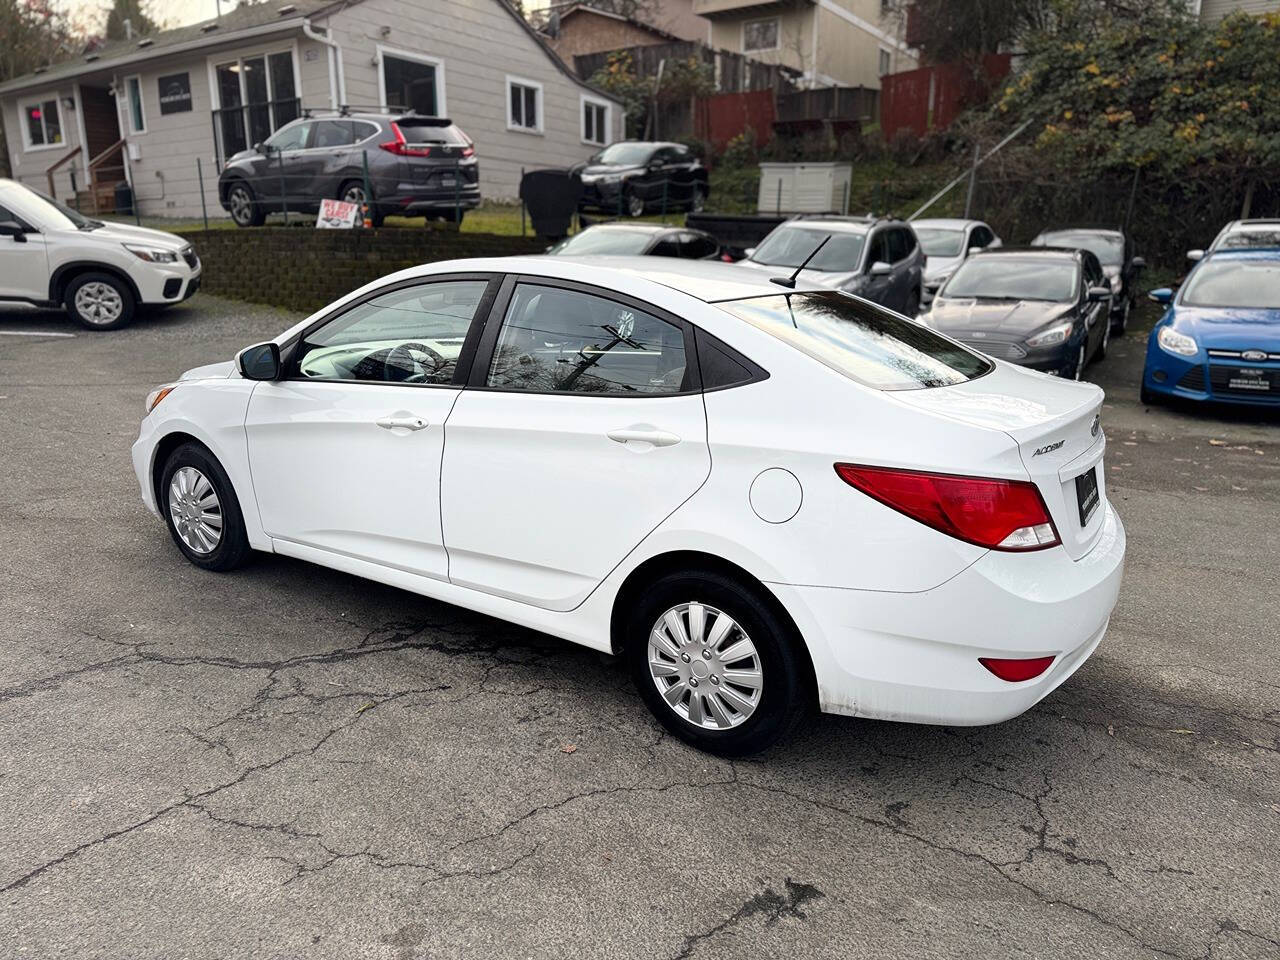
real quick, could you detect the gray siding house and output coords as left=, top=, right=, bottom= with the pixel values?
left=0, top=0, right=623, bottom=219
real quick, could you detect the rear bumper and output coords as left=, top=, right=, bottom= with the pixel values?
left=380, top=184, right=481, bottom=216
left=774, top=502, right=1125, bottom=725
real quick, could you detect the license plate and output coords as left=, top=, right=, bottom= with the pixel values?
left=1229, top=368, right=1271, bottom=392
left=439, top=176, right=457, bottom=187
left=1075, top=467, right=1099, bottom=527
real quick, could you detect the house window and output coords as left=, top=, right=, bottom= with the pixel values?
left=124, top=75, right=146, bottom=134
left=581, top=95, right=609, bottom=146
left=743, top=17, right=780, bottom=52
left=21, top=97, right=63, bottom=149
left=879, top=49, right=892, bottom=76
left=381, top=49, right=442, bottom=115
left=212, top=50, right=298, bottom=160
left=507, top=77, right=542, bottom=133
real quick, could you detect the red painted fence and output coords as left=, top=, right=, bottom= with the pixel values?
left=694, top=90, right=777, bottom=154
left=880, top=54, right=1012, bottom=140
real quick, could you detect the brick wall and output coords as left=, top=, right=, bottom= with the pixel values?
left=181, top=228, right=545, bottom=313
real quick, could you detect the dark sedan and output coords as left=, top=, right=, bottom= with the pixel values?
left=925, top=248, right=1113, bottom=380
left=546, top=223, right=722, bottom=259
left=218, top=113, right=479, bottom=228
left=1031, top=227, right=1145, bottom=334
left=575, top=142, right=709, bottom=218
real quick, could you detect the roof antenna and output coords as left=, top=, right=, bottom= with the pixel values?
left=771, top=235, right=831, bottom=289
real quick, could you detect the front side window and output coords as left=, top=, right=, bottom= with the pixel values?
left=508, top=79, right=541, bottom=132
left=294, top=280, right=490, bottom=383
left=942, top=257, right=1079, bottom=302
left=719, top=290, right=991, bottom=391
left=743, top=17, right=780, bottom=52
left=1181, top=259, right=1280, bottom=309
left=22, top=98, right=62, bottom=148
left=382, top=53, right=439, bottom=114
left=582, top=98, right=608, bottom=145
left=266, top=121, right=311, bottom=152
left=487, top=284, right=689, bottom=395
left=887, top=229, right=910, bottom=262
left=125, top=76, right=146, bottom=134
left=752, top=226, right=865, bottom=272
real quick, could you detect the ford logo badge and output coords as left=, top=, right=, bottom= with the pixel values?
left=1242, top=349, right=1268, bottom=362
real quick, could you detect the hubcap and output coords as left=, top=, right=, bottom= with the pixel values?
left=343, top=186, right=366, bottom=204
left=74, top=282, right=123, bottom=325
left=628, top=194, right=644, bottom=217
left=230, top=188, right=251, bottom=224
left=648, top=602, right=762, bottom=730
left=168, top=466, right=223, bottom=555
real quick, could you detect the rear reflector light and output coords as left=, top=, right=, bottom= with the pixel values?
left=979, top=656, right=1056, bottom=682
left=379, top=121, right=432, bottom=157
left=833, top=463, right=1061, bottom=551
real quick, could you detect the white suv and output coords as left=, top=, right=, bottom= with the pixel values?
left=0, top=178, right=201, bottom=331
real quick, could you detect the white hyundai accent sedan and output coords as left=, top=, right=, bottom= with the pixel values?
left=132, top=256, right=1125, bottom=755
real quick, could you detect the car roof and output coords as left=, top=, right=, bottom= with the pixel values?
left=1226, top=219, right=1280, bottom=227
left=778, top=218, right=874, bottom=235
left=577, top=222, right=675, bottom=235
left=911, top=218, right=981, bottom=229
left=429, top=256, right=823, bottom=302
left=973, top=246, right=1080, bottom=260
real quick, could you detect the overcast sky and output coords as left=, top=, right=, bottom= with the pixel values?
left=55, top=0, right=239, bottom=33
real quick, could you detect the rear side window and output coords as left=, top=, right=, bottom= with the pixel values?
left=487, top=284, right=690, bottom=395
left=718, top=290, right=991, bottom=391
left=680, top=232, right=718, bottom=259
left=696, top=328, right=764, bottom=390
left=650, top=237, right=681, bottom=257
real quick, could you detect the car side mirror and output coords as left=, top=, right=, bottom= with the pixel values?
left=1148, top=287, right=1174, bottom=304
left=1131, top=256, right=1146, bottom=270
left=0, top=220, right=27, bottom=242
left=869, top=261, right=892, bottom=277
left=1087, top=285, right=1112, bottom=302
left=743, top=246, right=756, bottom=258
left=1186, top=249, right=1204, bottom=262
left=989, top=237, right=1002, bottom=249
left=255, top=141, right=273, bottom=155
left=968, top=246, right=984, bottom=256
left=237, top=341, right=281, bottom=380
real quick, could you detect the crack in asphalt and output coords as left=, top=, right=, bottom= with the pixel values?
left=670, top=877, right=825, bottom=960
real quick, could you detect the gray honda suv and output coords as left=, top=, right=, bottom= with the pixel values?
left=217, top=111, right=480, bottom=227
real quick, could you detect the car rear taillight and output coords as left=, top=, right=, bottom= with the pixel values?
left=379, top=121, right=432, bottom=157
left=833, top=463, right=1060, bottom=551
left=979, top=656, right=1055, bottom=682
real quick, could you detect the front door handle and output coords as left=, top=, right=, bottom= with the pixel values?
left=376, top=416, right=428, bottom=431
left=607, top=428, right=680, bottom=447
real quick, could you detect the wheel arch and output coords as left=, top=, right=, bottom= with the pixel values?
left=220, top=173, right=252, bottom=205
left=49, top=262, right=142, bottom=306
left=150, top=431, right=210, bottom=510
left=608, top=550, right=817, bottom=696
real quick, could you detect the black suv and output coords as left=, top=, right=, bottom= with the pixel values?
left=218, top=112, right=480, bottom=228
left=575, top=141, right=709, bottom=218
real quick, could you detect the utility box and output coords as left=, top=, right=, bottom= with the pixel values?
left=757, top=162, right=853, bottom=216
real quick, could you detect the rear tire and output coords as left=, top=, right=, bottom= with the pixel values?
left=626, top=190, right=645, bottom=218
left=64, top=272, right=135, bottom=331
left=625, top=570, right=812, bottom=756
left=226, top=182, right=264, bottom=227
left=1110, top=297, right=1130, bottom=335
left=339, top=181, right=384, bottom=227
left=160, top=443, right=252, bottom=572
left=1096, top=318, right=1110, bottom=360
left=903, top=290, right=921, bottom=319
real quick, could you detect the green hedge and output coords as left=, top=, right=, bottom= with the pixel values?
left=181, top=228, right=545, bottom=312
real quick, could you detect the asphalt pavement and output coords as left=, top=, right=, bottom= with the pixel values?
left=1, top=293, right=1277, bottom=959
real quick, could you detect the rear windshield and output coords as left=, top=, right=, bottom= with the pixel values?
left=398, top=121, right=469, bottom=146
left=718, top=290, right=991, bottom=391
left=914, top=228, right=966, bottom=257
left=1035, top=231, right=1124, bottom=266
left=1181, top=259, right=1280, bottom=308
left=750, top=226, right=865, bottom=272
left=548, top=229, right=657, bottom=255
left=942, top=257, right=1078, bottom=302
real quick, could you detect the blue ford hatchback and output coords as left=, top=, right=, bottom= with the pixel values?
left=1141, top=248, right=1280, bottom=406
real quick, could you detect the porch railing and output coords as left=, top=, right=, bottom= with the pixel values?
left=210, top=97, right=302, bottom=170
left=88, top=139, right=127, bottom=214
left=44, top=146, right=81, bottom=200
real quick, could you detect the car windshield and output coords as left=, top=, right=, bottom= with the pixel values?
left=750, top=226, right=865, bottom=272
left=1181, top=259, right=1280, bottom=308
left=941, top=257, right=1078, bottom=302
left=8, top=184, right=101, bottom=231
left=591, top=143, right=656, bottom=166
left=547, top=229, right=656, bottom=256
left=718, top=290, right=991, bottom=391
left=914, top=228, right=966, bottom=257
left=1220, top=228, right=1280, bottom=250
left=1037, top=231, right=1124, bottom=266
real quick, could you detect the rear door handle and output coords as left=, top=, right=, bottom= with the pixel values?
left=607, top=428, right=680, bottom=447
left=376, top=416, right=428, bottom=431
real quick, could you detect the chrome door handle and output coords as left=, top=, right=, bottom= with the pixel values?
left=376, top=416, right=427, bottom=431
left=607, top=428, right=680, bottom=447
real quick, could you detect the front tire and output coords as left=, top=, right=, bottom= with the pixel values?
left=625, top=571, right=812, bottom=756
left=1096, top=317, right=1110, bottom=360
left=160, top=443, right=251, bottom=572
left=626, top=190, right=646, bottom=218
left=340, top=181, right=384, bottom=227
left=64, top=272, right=135, bottom=331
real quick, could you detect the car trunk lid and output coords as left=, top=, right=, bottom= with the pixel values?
left=891, top=362, right=1107, bottom=560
